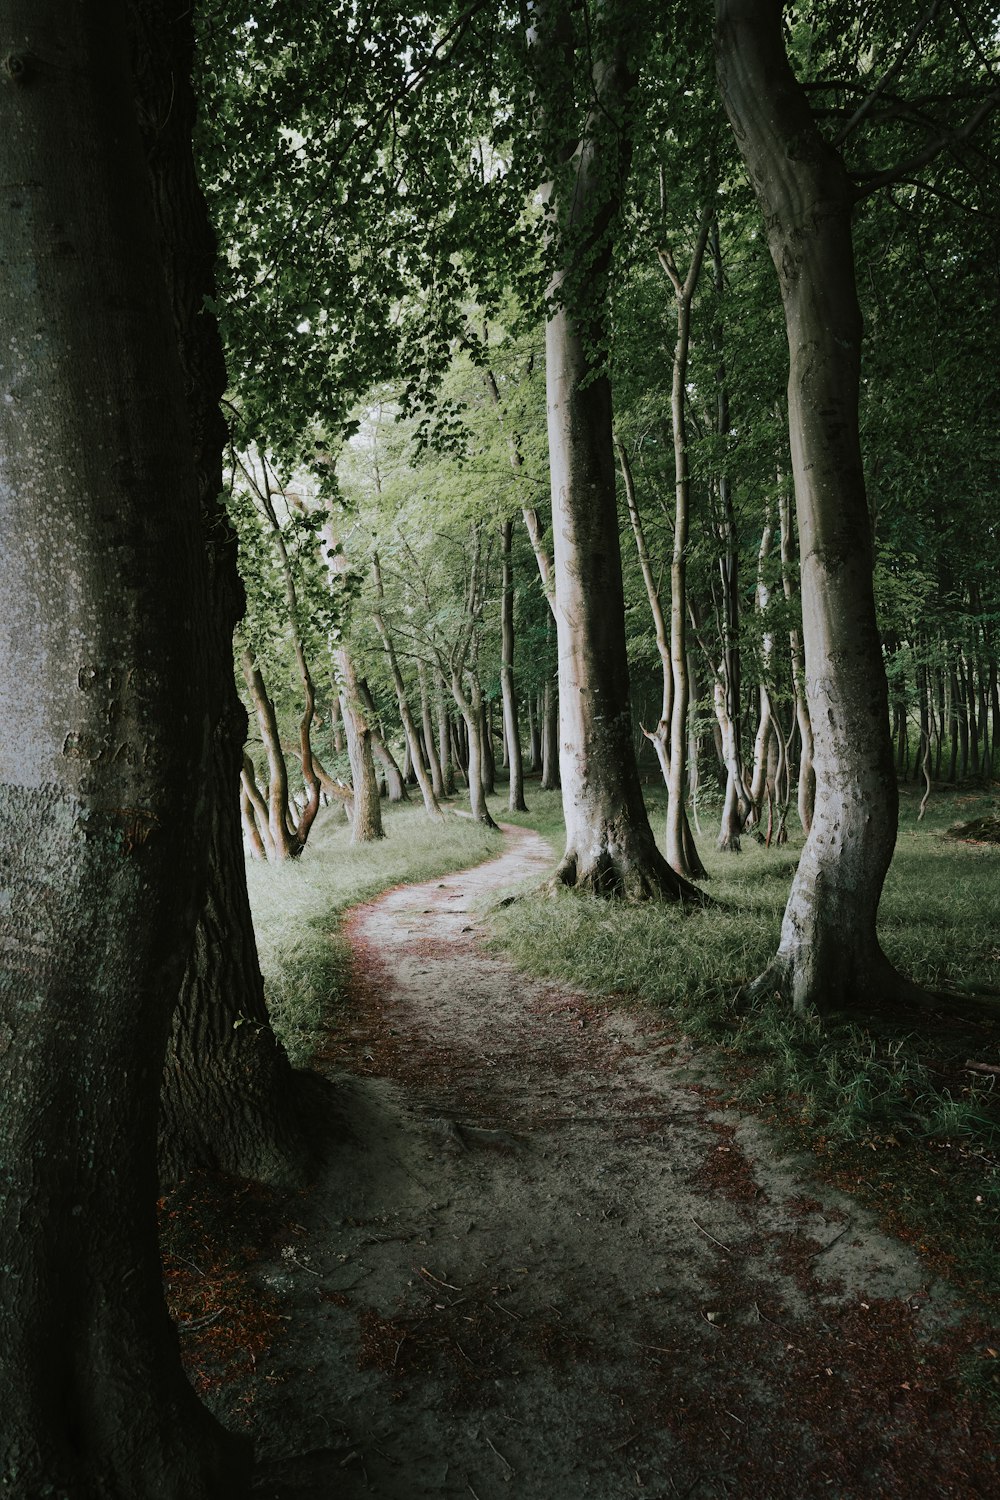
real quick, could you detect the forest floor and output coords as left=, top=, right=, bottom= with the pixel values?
left=179, top=824, right=999, bottom=1499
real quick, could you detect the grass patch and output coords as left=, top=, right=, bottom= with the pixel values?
left=486, top=780, right=1000, bottom=1305
left=247, top=796, right=502, bottom=1064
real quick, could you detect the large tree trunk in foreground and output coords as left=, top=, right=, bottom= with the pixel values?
left=130, top=0, right=308, bottom=1190
left=717, top=0, right=910, bottom=1010
left=537, top=6, right=701, bottom=899
left=0, top=5, right=245, bottom=1490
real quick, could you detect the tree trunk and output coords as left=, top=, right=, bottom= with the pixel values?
left=710, top=222, right=754, bottom=851
left=241, top=648, right=301, bottom=859
left=436, top=671, right=457, bottom=794
left=528, top=693, right=542, bottom=773
left=535, top=9, right=701, bottom=898
left=717, top=0, right=916, bottom=1011
left=339, top=682, right=384, bottom=843
left=130, top=0, right=309, bottom=1189
left=658, top=214, right=712, bottom=880
left=418, top=659, right=445, bottom=798
left=0, top=5, right=246, bottom=1488
left=500, top=519, right=529, bottom=811
left=480, top=696, right=497, bottom=794
left=358, top=678, right=409, bottom=801
left=541, top=677, right=560, bottom=790
left=778, top=483, right=815, bottom=831
left=330, top=693, right=346, bottom=752
left=372, top=556, right=444, bottom=821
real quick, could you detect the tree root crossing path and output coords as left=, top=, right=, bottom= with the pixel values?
left=252, top=826, right=997, bottom=1500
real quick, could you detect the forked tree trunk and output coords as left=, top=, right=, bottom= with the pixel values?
left=130, top=0, right=309, bottom=1190
left=241, top=648, right=301, bottom=859
left=0, top=5, right=245, bottom=1489
left=717, top=0, right=917, bottom=1011
left=358, top=677, right=409, bottom=801
left=535, top=6, right=701, bottom=899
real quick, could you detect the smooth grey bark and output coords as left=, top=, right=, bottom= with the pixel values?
left=656, top=212, right=712, bottom=881
left=709, top=222, right=753, bottom=851
left=435, top=671, right=457, bottom=794
left=241, top=647, right=302, bottom=860
left=0, top=4, right=245, bottom=1490
left=535, top=4, right=700, bottom=898
left=480, top=695, right=497, bottom=795
left=778, top=483, right=815, bottom=831
left=130, top=0, right=308, bottom=1191
left=418, top=659, right=446, bottom=799
left=717, top=0, right=917, bottom=1011
left=320, top=517, right=384, bottom=842
left=500, top=520, right=529, bottom=811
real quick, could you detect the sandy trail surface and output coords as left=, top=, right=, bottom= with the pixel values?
left=249, top=825, right=997, bottom=1499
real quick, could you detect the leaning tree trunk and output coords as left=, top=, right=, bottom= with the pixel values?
left=0, top=5, right=246, bottom=1490
left=717, top=0, right=915, bottom=1011
left=130, top=0, right=309, bottom=1190
left=418, top=659, right=445, bottom=799
left=536, top=6, right=701, bottom=899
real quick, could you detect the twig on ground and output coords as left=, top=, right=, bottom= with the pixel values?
left=483, top=1432, right=515, bottom=1476
left=690, top=1215, right=732, bottom=1253
left=419, top=1265, right=463, bottom=1291
left=809, top=1224, right=851, bottom=1258
left=964, top=1059, right=1000, bottom=1076
left=177, top=1308, right=224, bottom=1333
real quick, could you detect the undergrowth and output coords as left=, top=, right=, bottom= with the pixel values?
left=489, top=782, right=1000, bottom=1305
left=246, top=798, right=501, bottom=1064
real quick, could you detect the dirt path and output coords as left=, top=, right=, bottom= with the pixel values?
left=249, top=826, right=997, bottom=1499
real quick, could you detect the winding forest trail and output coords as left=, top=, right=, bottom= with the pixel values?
left=251, top=826, right=997, bottom=1500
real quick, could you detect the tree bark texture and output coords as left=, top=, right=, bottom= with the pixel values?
left=0, top=5, right=246, bottom=1490
left=717, top=0, right=908, bottom=1011
left=500, top=520, right=529, bottom=811
left=538, top=8, right=701, bottom=899
left=358, top=677, right=410, bottom=801
left=129, top=0, right=308, bottom=1191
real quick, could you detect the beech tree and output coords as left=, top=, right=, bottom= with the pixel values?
left=715, top=0, right=999, bottom=1010
left=128, top=0, right=310, bottom=1188
left=0, top=3, right=246, bottom=1490
left=530, top=0, right=704, bottom=899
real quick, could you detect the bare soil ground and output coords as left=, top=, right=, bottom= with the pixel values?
left=235, top=826, right=998, bottom=1499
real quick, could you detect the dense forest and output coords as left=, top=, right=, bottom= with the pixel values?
left=1, top=0, right=998, bottom=1494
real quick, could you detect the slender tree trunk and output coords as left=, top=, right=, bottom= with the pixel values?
left=528, top=694, right=542, bottom=772
left=541, top=677, right=560, bottom=790
left=330, top=693, right=346, bottom=752
left=241, top=648, right=301, bottom=859
left=480, top=695, right=497, bottom=794
left=500, top=519, right=528, bottom=811
left=718, top=0, right=918, bottom=1011
left=0, top=5, right=247, bottom=1487
left=436, top=671, right=457, bottom=794
left=372, top=556, right=444, bottom=821
left=778, top=483, right=815, bottom=831
left=659, top=214, right=712, bottom=880
left=418, top=660, right=445, bottom=798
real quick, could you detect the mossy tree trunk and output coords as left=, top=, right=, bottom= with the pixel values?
left=129, top=0, right=310, bottom=1190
